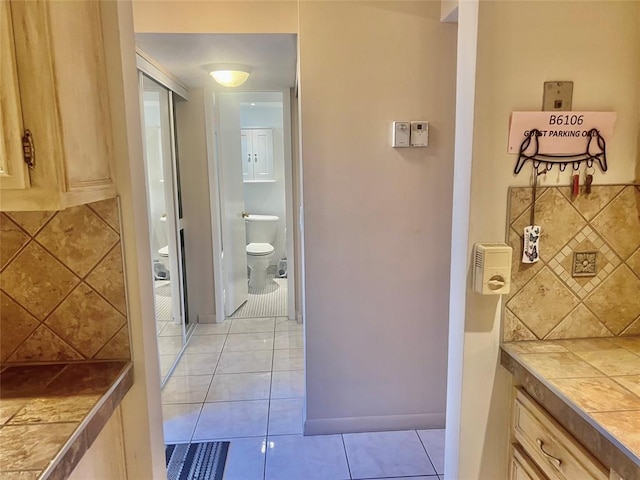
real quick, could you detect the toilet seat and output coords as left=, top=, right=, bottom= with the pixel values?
left=158, top=245, right=169, bottom=257
left=246, top=243, right=274, bottom=256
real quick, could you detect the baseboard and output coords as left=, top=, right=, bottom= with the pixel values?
left=197, top=313, right=216, bottom=324
left=296, top=312, right=303, bottom=324
left=303, top=413, right=445, bottom=435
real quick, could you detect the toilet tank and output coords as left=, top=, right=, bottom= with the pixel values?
left=245, top=214, right=279, bottom=244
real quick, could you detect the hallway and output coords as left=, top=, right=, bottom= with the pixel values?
left=159, top=316, right=445, bottom=479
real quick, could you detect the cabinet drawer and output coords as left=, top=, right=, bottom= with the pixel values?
left=513, top=388, right=608, bottom=480
left=510, top=443, right=548, bottom=480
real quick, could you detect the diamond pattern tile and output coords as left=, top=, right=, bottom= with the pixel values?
left=552, top=226, right=621, bottom=299
left=627, top=248, right=640, bottom=278
left=507, top=227, right=543, bottom=301
left=87, top=198, right=120, bottom=233
left=508, top=187, right=548, bottom=225
left=622, top=316, right=640, bottom=336
left=584, top=266, right=640, bottom=335
left=45, top=283, right=126, bottom=358
left=503, top=308, right=536, bottom=342
left=93, top=325, right=131, bottom=360
left=0, top=292, right=39, bottom=362
left=0, top=242, right=79, bottom=320
left=558, top=185, right=625, bottom=221
left=591, top=186, right=640, bottom=260
left=7, top=325, right=82, bottom=362
left=0, top=214, right=30, bottom=269
left=511, top=188, right=586, bottom=261
left=506, top=267, right=579, bottom=339
left=36, top=205, right=119, bottom=277
left=85, top=243, right=127, bottom=315
left=546, top=304, right=612, bottom=339
left=4, top=211, right=55, bottom=236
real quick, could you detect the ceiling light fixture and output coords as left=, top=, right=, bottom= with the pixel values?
left=204, top=64, right=251, bottom=88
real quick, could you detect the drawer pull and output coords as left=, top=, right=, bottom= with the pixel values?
left=536, top=438, right=562, bottom=468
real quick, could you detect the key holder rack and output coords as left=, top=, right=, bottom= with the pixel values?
left=513, top=128, right=608, bottom=175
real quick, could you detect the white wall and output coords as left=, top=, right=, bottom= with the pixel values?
left=175, top=88, right=217, bottom=323
left=299, top=1, right=457, bottom=433
left=449, top=2, right=640, bottom=479
left=241, top=99, right=287, bottom=265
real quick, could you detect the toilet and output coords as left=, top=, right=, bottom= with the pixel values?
left=245, top=214, right=279, bottom=289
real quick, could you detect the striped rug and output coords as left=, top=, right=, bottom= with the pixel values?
left=165, top=441, right=229, bottom=480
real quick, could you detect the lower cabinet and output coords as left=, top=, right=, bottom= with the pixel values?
left=68, top=405, right=127, bottom=480
left=510, top=387, right=609, bottom=480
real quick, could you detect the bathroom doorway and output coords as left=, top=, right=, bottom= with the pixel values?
left=139, top=70, right=192, bottom=385
left=207, top=90, right=296, bottom=321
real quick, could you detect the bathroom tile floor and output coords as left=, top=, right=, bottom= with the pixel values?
left=161, top=316, right=445, bottom=480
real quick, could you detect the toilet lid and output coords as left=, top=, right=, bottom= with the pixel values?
left=158, top=245, right=169, bottom=256
left=246, top=243, right=274, bottom=256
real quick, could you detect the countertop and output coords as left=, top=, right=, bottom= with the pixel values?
left=501, top=337, right=640, bottom=480
left=0, top=361, right=133, bottom=480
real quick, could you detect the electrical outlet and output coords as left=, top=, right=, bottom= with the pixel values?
left=542, top=81, right=573, bottom=111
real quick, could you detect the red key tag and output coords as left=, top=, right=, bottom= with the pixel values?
left=573, top=173, right=580, bottom=197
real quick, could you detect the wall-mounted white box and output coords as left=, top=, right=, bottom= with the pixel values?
left=473, top=243, right=513, bottom=295
left=392, top=121, right=410, bottom=147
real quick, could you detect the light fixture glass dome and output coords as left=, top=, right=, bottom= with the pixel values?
left=204, top=64, right=251, bottom=88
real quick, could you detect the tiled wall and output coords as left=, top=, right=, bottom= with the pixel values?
left=504, top=185, right=640, bottom=342
left=0, top=198, right=131, bottom=364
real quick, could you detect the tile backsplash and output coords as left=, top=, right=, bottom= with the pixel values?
left=0, top=198, right=131, bottom=364
left=504, top=185, right=640, bottom=342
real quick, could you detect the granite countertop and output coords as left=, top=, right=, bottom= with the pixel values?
left=0, top=361, right=133, bottom=480
left=501, top=337, right=640, bottom=480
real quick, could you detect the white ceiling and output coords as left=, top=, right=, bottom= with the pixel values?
left=135, top=33, right=297, bottom=90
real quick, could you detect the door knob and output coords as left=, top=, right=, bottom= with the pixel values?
left=242, top=212, right=249, bottom=218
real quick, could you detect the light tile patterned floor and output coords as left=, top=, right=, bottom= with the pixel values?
left=161, top=317, right=445, bottom=480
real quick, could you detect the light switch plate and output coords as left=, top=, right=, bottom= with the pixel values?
left=542, top=81, right=573, bottom=111
left=392, top=121, right=410, bottom=148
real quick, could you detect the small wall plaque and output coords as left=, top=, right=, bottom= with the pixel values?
left=572, top=251, right=597, bottom=277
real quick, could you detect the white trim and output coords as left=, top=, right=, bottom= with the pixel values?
left=304, top=413, right=446, bottom=436
left=136, top=47, right=189, bottom=101
left=296, top=311, right=303, bottom=324
left=282, top=89, right=296, bottom=321
left=204, top=89, right=227, bottom=323
left=445, top=1, right=479, bottom=480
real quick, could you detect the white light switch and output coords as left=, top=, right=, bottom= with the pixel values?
left=392, top=121, right=410, bottom=148
left=410, top=121, right=429, bottom=147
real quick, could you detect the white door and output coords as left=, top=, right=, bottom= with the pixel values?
left=240, top=129, right=253, bottom=181
left=216, top=93, right=249, bottom=316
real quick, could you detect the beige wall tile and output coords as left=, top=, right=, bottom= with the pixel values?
left=591, top=186, right=640, bottom=260
left=0, top=215, right=30, bottom=269
left=508, top=187, right=547, bottom=225
left=502, top=341, right=568, bottom=354
left=511, top=188, right=586, bottom=261
left=0, top=242, right=79, bottom=320
left=85, top=243, right=127, bottom=315
left=506, top=267, right=579, bottom=338
left=503, top=308, right=537, bottom=342
left=45, top=284, right=126, bottom=358
left=584, top=266, right=640, bottom=335
left=545, top=304, right=612, bottom=340
left=93, top=325, right=131, bottom=360
left=558, top=185, right=625, bottom=221
left=622, top=317, right=640, bottom=336
left=4, top=211, right=55, bottom=236
left=627, top=248, right=640, bottom=277
left=7, top=326, right=82, bottom=363
left=35, top=205, right=119, bottom=277
left=507, top=228, right=543, bottom=301
left=0, top=293, right=39, bottom=362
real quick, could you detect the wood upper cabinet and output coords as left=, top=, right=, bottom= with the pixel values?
left=0, top=0, right=116, bottom=211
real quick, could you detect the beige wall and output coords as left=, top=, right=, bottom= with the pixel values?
left=133, top=0, right=296, bottom=34
left=451, top=1, right=640, bottom=478
left=299, top=1, right=456, bottom=432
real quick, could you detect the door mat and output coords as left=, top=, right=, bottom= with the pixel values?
left=165, top=441, right=230, bottom=480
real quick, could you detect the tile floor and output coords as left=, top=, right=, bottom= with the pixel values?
left=161, top=316, right=445, bottom=480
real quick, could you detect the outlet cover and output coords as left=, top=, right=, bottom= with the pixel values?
left=542, top=81, right=573, bottom=111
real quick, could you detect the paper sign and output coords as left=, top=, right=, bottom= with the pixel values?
left=508, top=111, right=617, bottom=155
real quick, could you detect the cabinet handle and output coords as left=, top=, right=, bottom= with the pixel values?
left=248, top=154, right=251, bottom=163
left=254, top=153, right=258, bottom=162
left=536, top=438, right=562, bottom=468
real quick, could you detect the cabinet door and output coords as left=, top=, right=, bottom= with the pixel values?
left=251, top=129, right=274, bottom=181
left=0, top=1, right=29, bottom=190
left=241, top=129, right=254, bottom=181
